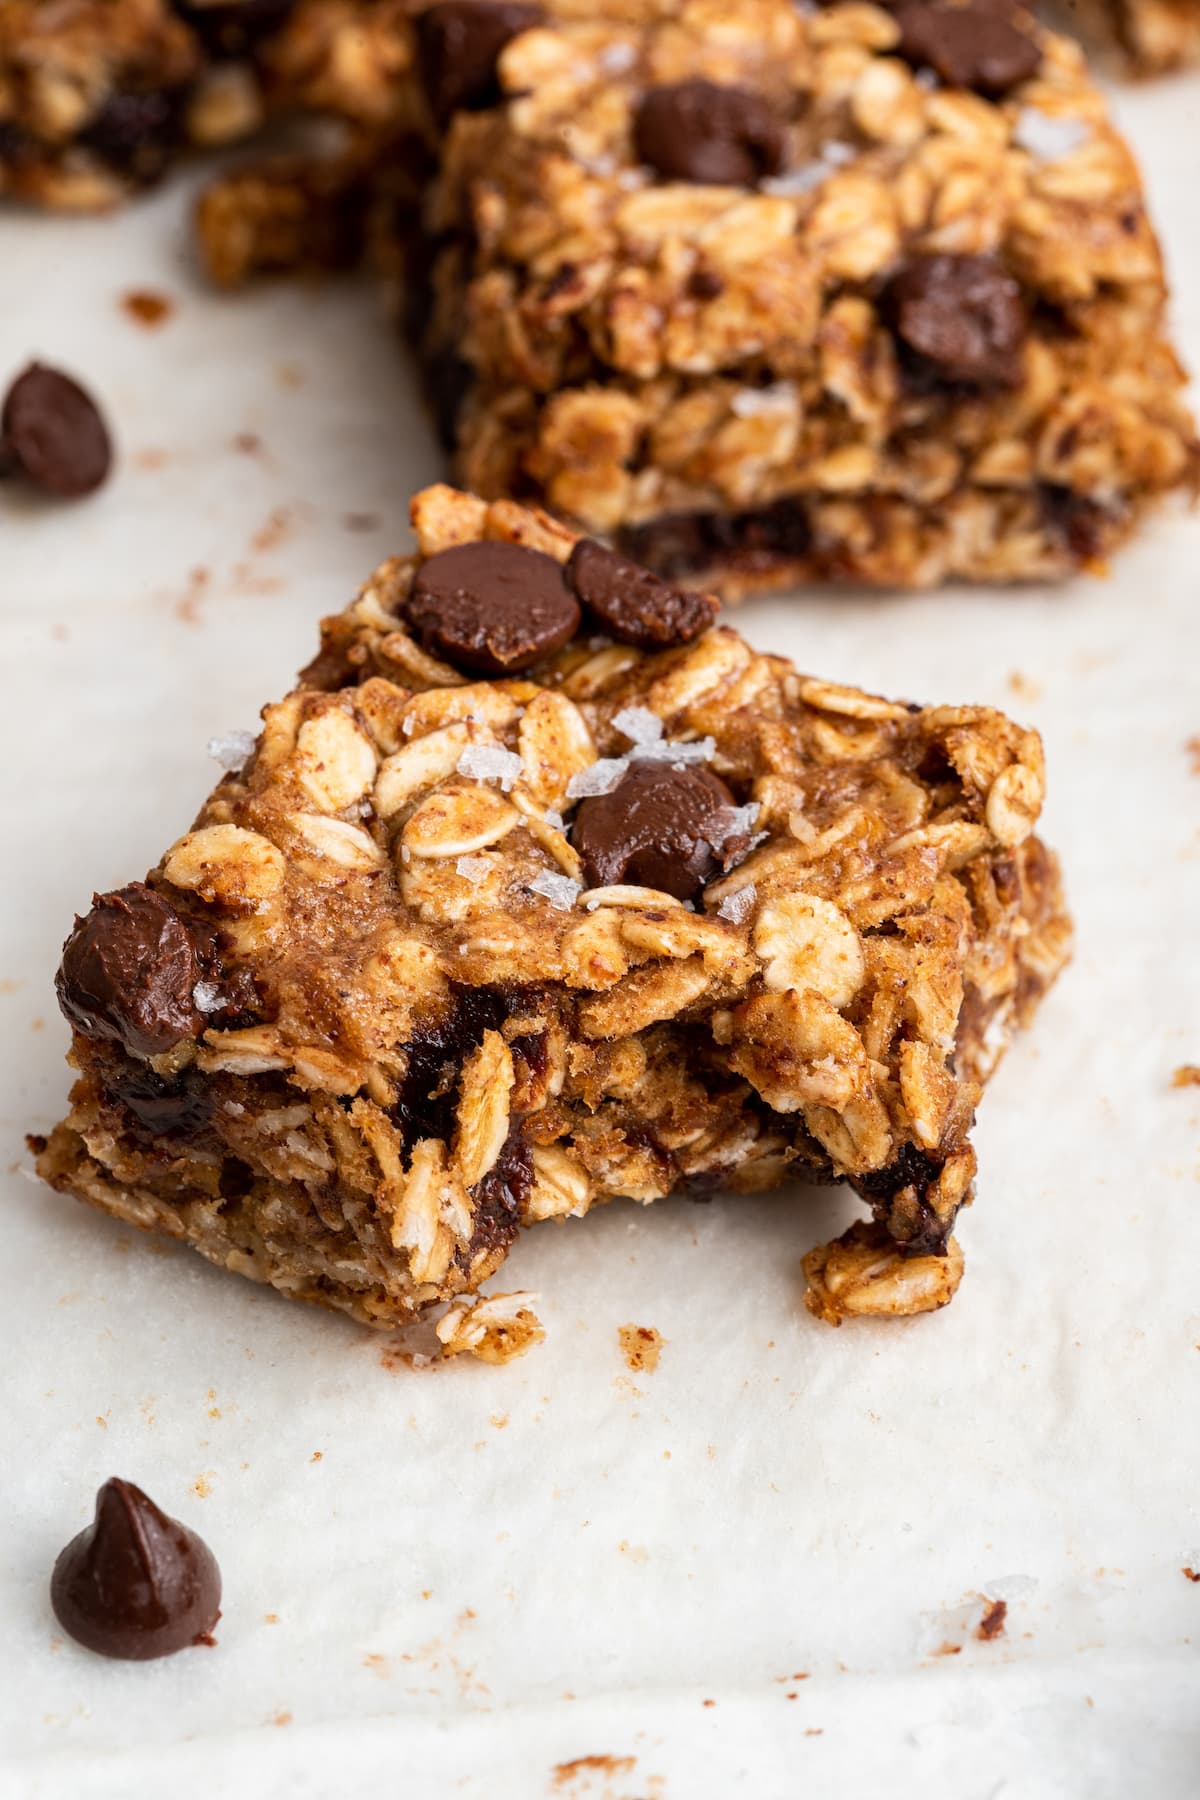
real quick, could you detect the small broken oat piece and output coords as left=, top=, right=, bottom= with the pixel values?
left=436, top=1291, right=545, bottom=1364
left=803, top=1223, right=966, bottom=1325
left=1172, top=1065, right=1200, bottom=1089
left=976, top=1597, right=1008, bottom=1640
left=1, top=363, right=112, bottom=499
left=51, top=1479, right=221, bottom=1661
left=566, top=540, right=717, bottom=650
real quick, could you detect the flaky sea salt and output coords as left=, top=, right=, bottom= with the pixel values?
left=631, top=734, right=716, bottom=767
left=718, top=885, right=757, bottom=925
left=544, top=809, right=565, bottom=832
left=567, top=756, right=629, bottom=800
left=207, top=729, right=257, bottom=773
left=730, top=383, right=797, bottom=419
left=456, top=744, right=523, bottom=790
left=1014, top=108, right=1090, bottom=163
left=706, top=802, right=760, bottom=850
left=612, top=705, right=664, bottom=745
left=455, top=856, right=493, bottom=885
left=598, top=40, right=636, bottom=72
left=528, top=870, right=582, bottom=911
left=193, top=980, right=223, bottom=1013
left=761, top=163, right=829, bottom=198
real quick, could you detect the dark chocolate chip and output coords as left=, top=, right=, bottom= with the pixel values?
left=407, top=540, right=581, bottom=674
left=1, top=363, right=112, bottom=499
left=883, top=254, right=1027, bottom=389
left=79, top=89, right=182, bottom=181
left=416, top=2, right=544, bottom=127
left=51, top=1479, right=221, bottom=1662
left=853, top=1141, right=952, bottom=1255
left=894, top=1, right=1041, bottom=97
left=633, top=79, right=785, bottom=186
left=56, top=883, right=205, bottom=1058
left=175, top=0, right=296, bottom=58
left=566, top=539, right=717, bottom=650
left=392, top=985, right=521, bottom=1144
left=619, top=496, right=812, bottom=581
left=460, top=1128, right=532, bottom=1267
left=1038, top=483, right=1111, bottom=563
left=571, top=761, right=737, bottom=901
left=106, top=1063, right=214, bottom=1143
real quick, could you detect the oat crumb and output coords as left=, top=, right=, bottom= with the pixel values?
left=618, top=1323, right=665, bottom=1373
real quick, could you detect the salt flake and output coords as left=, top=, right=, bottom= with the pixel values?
left=207, top=729, right=257, bottom=773
left=730, top=383, right=797, bottom=419
left=566, top=756, right=629, bottom=800
left=528, top=870, right=582, bottom=911
left=612, top=705, right=664, bottom=745
left=1014, top=109, right=1090, bottom=163
left=457, top=744, right=523, bottom=790
left=631, top=735, right=716, bottom=767
left=455, top=856, right=493, bottom=885
left=706, top=802, right=760, bottom=850
left=718, top=885, right=757, bottom=925
left=193, top=980, right=223, bottom=1013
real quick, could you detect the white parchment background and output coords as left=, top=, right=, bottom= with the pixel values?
left=1, top=69, right=1198, bottom=1800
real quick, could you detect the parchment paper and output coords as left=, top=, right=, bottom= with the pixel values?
left=1, top=72, right=1198, bottom=1800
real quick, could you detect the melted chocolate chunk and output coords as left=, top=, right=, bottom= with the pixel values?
left=633, top=79, right=785, bottom=186
left=1039, top=483, right=1111, bottom=563
left=566, top=539, right=716, bottom=649
left=50, top=1479, right=221, bottom=1661
left=407, top=540, right=581, bottom=674
left=894, top=1, right=1041, bottom=97
left=56, top=884, right=205, bottom=1058
left=106, top=1063, right=213, bottom=1142
left=619, top=496, right=812, bottom=580
left=393, top=986, right=518, bottom=1143
left=176, top=0, right=296, bottom=57
left=1, top=363, right=112, bottom=499
left=79, top=89, right=182, bottom=181
left=571, top=762, right=737, bottom=901
left=416, top=2, right=544, bottom=127
left=853, top=1141, right=951, bottom=1256
left=883, top=254, right=1027, bottom=389
left=461, top=1129, right=533, bottom=1266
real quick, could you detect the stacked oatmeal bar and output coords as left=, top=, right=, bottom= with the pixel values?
left=36, top=487, right=1071, bottom=1348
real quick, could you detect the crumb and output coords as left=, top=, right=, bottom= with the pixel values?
left=50, top=622, right=69, bottom=642
left=931, top=1641, right=962, bottom=1657
left=618, top=1540, right=648, bottom=1563
left=251, top=505, right=294, bottom=556
left=553, top=1756, right=636, bottom=1785
left=276, top=363, right=305, bottom=389
left=31, top=1016, right=44, bottom=1032
left=618, top=1324, right=665, bottom=1373
left=1172, top=1066, right=1200, bottom=1089
left=702, top=1698, right=715, bottom=1707
left=271, top=1710, right=292, bottom=1727
left=805, top=1728, right=824, bottom=1737
left=362, top=1652, right=389, bottom=1676
left=490, top=1413, right=509, bottom=1429
left=310, top=1450, right=323, bottom=1463
left=120, top=289, right=174, bottom=329
left=1182, top=1567, right=1200, bottom=1583
left=175, top=566, right=210, bottom=626
left=1008, top=671, right=1043, bottom=703
left=977, top=1598, right=1008, bottom=1640
left=233, top=432, right=263, bottom=456
left=192, top=1474, right=213, bottom=1499
left=264, top=1613, right=280, bottom=1624
left=343, top=511, right=380, bottom=532
left=133, top=449, right=169, bottom=470
left=1186, top=736, right=1200, bottom=776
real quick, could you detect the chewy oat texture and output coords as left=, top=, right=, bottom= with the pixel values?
left=1071, top=0, right=1200, bottom=71
left=37, top=487, right=1072, bottom=1350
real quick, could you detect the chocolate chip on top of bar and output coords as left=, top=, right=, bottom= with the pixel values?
left=38, top=486, right=1072, bottom=1346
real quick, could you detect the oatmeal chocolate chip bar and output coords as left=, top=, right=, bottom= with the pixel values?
left=0, top=0, right=413, bottom=209
left=36, top=485, right=1070, bottom=1337
left=404, top=0, right=1195, bottom=588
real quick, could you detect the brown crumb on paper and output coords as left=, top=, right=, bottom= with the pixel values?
left=618, top=1324, right=665, bottom=1373
left=1186, top=736, right=1200, bottom=776
left=121, top=289, right=174, bottom=329
left=977, top=1598, right=1008, bottom=1640
left=1008, top=671, right=1043, bottom=704
left=1182, top=1567, right=1200, bottom=1583
left=1172, top=1066, right=1200, bottom=1089
left=553, top=1756, right=636, bottom=1786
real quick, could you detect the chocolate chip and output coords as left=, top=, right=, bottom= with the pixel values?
left=79, top=89, right=182, bottom=181
left=407, top=541, right=581, bottom=675
left=571, top=762, right=737, bottom=901
left=56, top=883, right=205, bottom=1058
left=633, top=79, right=785, bottom=186
left=460, top=1128, right=532, bottom=1267
left=50, top=1479, right=221, bottom=1661
left=883, top=254, right=1027, bottom=388
left=894, top=1, right=1041, bottom=97
left=1, top=363, right=112, bottom=499
left=619, top=496, right=812, bottom=581
left=106, top=1063, right=213, bottom=1143
left=566, top=539, right=716, bottom=650
left=416, top=2, right=544, bottom=127
left=176, top=0, right=296, bottom=58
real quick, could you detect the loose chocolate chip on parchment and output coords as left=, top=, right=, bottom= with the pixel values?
left=633, top=79, right=785, bottom=186
left=883, top=254, right=1027, bottom=389
left=407, top=540, right=581, bottom=674
left=51, top=1479, right=222, bottom=1661
left=1, top=363, right=112, bottom=498
left=416, top=1, right=544, bottom=127
left=566, top=539, right=717, bottom=650
left=893, top=1, right=1041, bottom=97
left=572, top=762, right=737, bottom=902
left=56, top=883, right=205, bottom=1058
